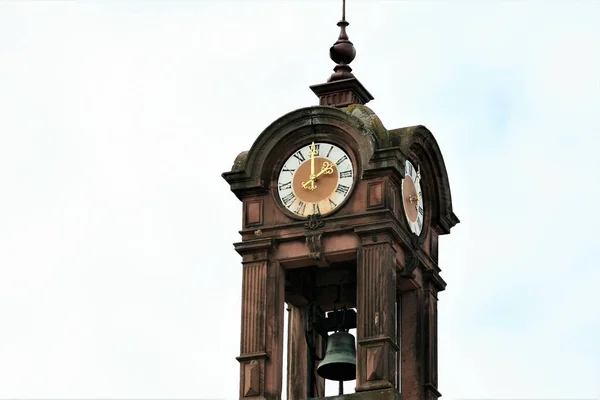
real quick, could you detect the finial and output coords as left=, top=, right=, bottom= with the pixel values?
left=309, top=0, right=374, bottom=107
left=328, top=0, right=356, bottom=82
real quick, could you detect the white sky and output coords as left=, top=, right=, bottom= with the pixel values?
left=0, top=1, right=599, bottom=399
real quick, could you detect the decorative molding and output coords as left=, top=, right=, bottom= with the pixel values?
left=236, top=352, right=268, bottom=362
left=357, top=336, right=400, bottom=352
left=243, top=361, right=260, bottom=397
left=305, top=233, right=328, bottom=267
left=244, top=198, right=263, bottom=227
left=304, top=213, right=325, bottom=230
left=422, top=268, right=447, bottom=292
left=366, top=345, right=384, bottom=381
left=240, top=262, right=267, bottom=355
left=310, top=77, right=374, bottom=107
left=401, top=248, right=419, bottom=279
left=367, top=181, right=384, bottom=209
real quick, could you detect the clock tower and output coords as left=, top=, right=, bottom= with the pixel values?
left=222, top=2, right=459, bottom=399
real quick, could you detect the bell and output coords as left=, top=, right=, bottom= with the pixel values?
left=317, top=331, right=356, bottom=381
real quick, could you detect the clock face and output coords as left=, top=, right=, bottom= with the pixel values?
left=401, top=159, right=424, bottom=236
left=277, top=142, right=355, bottom=218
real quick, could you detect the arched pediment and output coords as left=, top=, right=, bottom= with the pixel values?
left=389, top=125, right=459, bottom=235
left=222, top=106, right=379, bottom=199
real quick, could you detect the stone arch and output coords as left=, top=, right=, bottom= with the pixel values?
left=390, top=125, right=459, bottom=235
left=223, top=106, right=379, bottom=199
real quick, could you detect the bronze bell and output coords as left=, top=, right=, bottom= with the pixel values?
left=317, top=331, right=356, bottom=381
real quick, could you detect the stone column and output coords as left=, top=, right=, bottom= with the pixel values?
left=399, top=286, right=424, bottom=400
left=399, top=269, right=444, bottom=400
left=423, top=269, right=444, bottom=400
left=355, top=231, right=398, bottom=392
left=235, top=240, right=284, bottom=400
left=286, top=305, right=325, bottom=400
left=287, top=305, right=308, bottom=400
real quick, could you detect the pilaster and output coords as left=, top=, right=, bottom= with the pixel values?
left=235, top=240, right=285, bottom=400
left=355, top=232, right=398, bottom=392
left=399, top=267, right=443, bottom=400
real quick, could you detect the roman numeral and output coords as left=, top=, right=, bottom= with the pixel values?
left=313, top=144, right=320, bottom=156
left=312, top=203, right=320, bottom=215
left=282, top=192, right=296, bottom=206
left=407, top=162, right=413, bottom=177
left=326, top=146, right=334, bottom=157
left=278, top=181, right=292, bottom=191
left=335, top=184, right=349, bottom=195
left=293, top=151, right=305, bottom=163
left=282, top=167, right=295, bottom=175
left=328, top=198, right=337, bottom=208
left=295, top=201, right=306, bottom=215
left=339, top=170, right=353, bottom=179
left=336, top=155, right=348, bottom=165
left=418, top=205, right=423, bottom=215
left=417, top=218, right=422, bottom=232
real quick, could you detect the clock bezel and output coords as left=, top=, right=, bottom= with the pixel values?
left=273, top=139, right=358, bottom=221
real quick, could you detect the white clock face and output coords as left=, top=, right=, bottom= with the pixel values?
left=401, top=159, right=424, bottom=236
left=277, top=142, right=355, bottom=218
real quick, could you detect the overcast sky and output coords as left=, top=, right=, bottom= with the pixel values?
left=0, top=1, right=599, bottom=399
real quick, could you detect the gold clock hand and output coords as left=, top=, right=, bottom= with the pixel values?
left=309, top=142, right=317, bottom=179
left=302, top=179, right=317, bottom=190
left=314, top=161, right=334, bottom=179
left=302, top=161, right=334, bottom=190
left=409, top=192, right=422, bottom=203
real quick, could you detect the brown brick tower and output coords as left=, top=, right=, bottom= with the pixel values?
left=222, top=1, right=459, bottom=399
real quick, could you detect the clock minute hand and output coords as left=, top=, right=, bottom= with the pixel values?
left=309, top=142, right=316, bottom=179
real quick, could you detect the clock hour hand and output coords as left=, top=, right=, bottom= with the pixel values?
left=409, top=192, right=422, bottom=203
left=301, top=161, right=334, bottom=190
left=313, top=161, right=334, bottom=179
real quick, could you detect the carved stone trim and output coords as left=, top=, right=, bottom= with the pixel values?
left=401, top=248, right=419, bottom=279
left=366, top=181, right=384, bottom=209
left=306, top=234, right=321, bottom=260
left=236, top=352, right=268, bottom=362
left=244, top=198, right=263, bottom=228
left=243, top=361, right=260, bottom=397
left=305, top=233, right=328, bottom=267
left=366, top=345, right=384, bottom=381
left=357, top=336, right=400, bottom=352
left=422, top=268, right=447, bottom=292
left=240, top=262, right=267, bottom=355
left=304, top=213, right=325, bottom=230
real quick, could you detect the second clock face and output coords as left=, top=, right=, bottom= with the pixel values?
left=401, top=159, right=424, bottom=236
left=277, top=142, right=355, bottom=218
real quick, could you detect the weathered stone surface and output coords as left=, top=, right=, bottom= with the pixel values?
left=343, top=104, right=388, bottom=140
left=223, top=103, right=459, bottom=399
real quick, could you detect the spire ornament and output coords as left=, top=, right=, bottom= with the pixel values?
left=328, top=0, right=356, bottom=82
left=309, top=0, right=374, bottom=107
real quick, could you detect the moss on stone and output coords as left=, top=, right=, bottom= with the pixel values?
left=232, top=151, right=249, bottom=171
left=343, top=104, right=389, bottom=141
